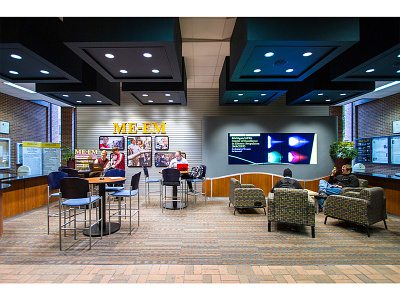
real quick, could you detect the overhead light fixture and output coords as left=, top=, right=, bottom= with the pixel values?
left=152, top=69, right=160, bottom=73
left=261, top=94, right=266, bottom=96
left=234, top=99, right=238, bottom=102
left=398, top=54, right=400, bottom=57
left=305, top=99, right=310, bottom=102
left=120, top=70, right=128, bottom=73
left=143, top=53, right=152, bottom=58
left=10, top=54, right=22, bottom=59
left=9, top=70, right=19, bottom=75
left=76, top=100, right=82, bottom=103
left=238, top=93, right=243, bottom=96
left=40, top=70, right=49, bottom=74
left=3, top=82, right=37, bottom=94
left=97, top=100, right=102, bottom=103
left=254, top=69, right=261, bottom=73
left=148, top=100, right=153, bottom=103
left=374, top=81, right=400, bottom=92
left=142, top=94, right=148, bottom=97
left=63, top=94, right=69, bottom=97
left=318, top=93, right=323, bottom=96
left=264, top=52, right=274, bottom=57
left=340, top=93, right=347, bottom=96
left=254, top=99, right=259, bottom=102
left=168, top=99, right=173, bottom=102
left=397, top=70, right=400, bottom=73
left=286, top=69, right=294, bottom=73
left=303, top=52, right=313, bottom=57
left=165, top=94, right=170, bottom=96
left=85, top=94, right=91, bottom=97
left=325, top=99, right=331, bottom=102
left=105, top=54, right=114, bottom=58
left=366, top=69, right=375, bottom=73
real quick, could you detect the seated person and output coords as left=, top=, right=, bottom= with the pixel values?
left=318, top=164, right=359, bottom=208
left=89, top=150, right=111, bottom=177
left=271, top=168, right=303, bottom=193
left=168, top=151, right=193, bottom=193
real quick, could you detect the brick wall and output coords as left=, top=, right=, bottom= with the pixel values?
left=356, top=92, right=400, bottom=175
left=0, top=92, right=48, bottom=174
left=60, top=107, right=75, bottom=166
left=329, top=106, right=343, bottom=141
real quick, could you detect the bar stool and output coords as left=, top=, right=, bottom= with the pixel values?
left=186, top=165, right=207, bottom=208
left=47, top=171, right=68, bottom=234
left=143, top=166, right=162, bottom=207
left=161, top=168, right=184, bottom=213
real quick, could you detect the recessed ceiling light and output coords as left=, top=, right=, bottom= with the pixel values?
left=238, top=93, right=243, bottom=96
left=264, top=52, right=274, bottom=57
left=340, top=93, right=347, bottom=96
left=254, top=69, right=261, bottom=73
left=97, top=100, right=102, bottom=103
left=305, top=99, right=311, bottom=102
left=152, top=69, right=160, bottom=73
left=120, top=69, right=128, bottom=73
left=303, top=52, right=313, bottom=57
left=165, top=94, right=170, bottom=96
left=168, top=100, right=173, bottom=102
left=85, top=94, right=91, bottom=97
left=254, top=99, right=259, bottom=102
left=325, top=99, right=331, bottom=102
left=148, top=100, right=153, bottom=103
left=3, top=82, right=36, bottom=94
left=234, top=99, right=238, bottom=102
left=366, top=69, right=375, bottom=73
left=9, top=70, right=19, bottom=74
left=105, top=54, right=114, bottom=58
left=40, top=70, right=49, bottom=74
left=63, top=95, right=69, bottom=97
left=318, top=93, right=324, bottom=96
left=11, top=54, right=22, bottom=59
left=286, top=69, right=294, bottom=73
left=398, top=54, right=400, bottom=57
left=143, top=53, right=152, bottom=58
left=397, top=70, right=400, bottom=73
left=142, top=94, right=148, bottom=97
left=76, top=100, right=82, bottom=103
left=261, top=94, right=266, bottom=96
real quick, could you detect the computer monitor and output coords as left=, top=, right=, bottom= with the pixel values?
left=89, top=163, right=104, bottom=172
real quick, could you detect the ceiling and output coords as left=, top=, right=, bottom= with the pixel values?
left=0, top=17, right=399, bottom=107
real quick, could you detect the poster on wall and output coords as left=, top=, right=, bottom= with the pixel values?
left=155, top=152, right=186, bottom=167
left=42, top=143, right=61, bottom=174
left=22, top=142, right=43, bottom=174
left=127, top=136, right=152, bottom=167
left=155, top=136, right=169, bottom=150
left=99, top=136, right=124, bottom=150
left=17, top=143, right=23, bottom=164
left=0, top=138, right=11, bottom=169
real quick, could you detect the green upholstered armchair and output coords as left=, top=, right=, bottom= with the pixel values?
left=340, top=178, right=369, bottom=195
left=229, top=178, right=266, bottom=215
left=323, top=186, right=387, bottom=237
left=268, top=188, right=315, bottom=238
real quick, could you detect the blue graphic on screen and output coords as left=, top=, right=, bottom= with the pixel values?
left=228, top=133, right=317, bottom=165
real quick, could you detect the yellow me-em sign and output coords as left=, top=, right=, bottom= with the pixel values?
left=113, top=122, right=166, bottom=134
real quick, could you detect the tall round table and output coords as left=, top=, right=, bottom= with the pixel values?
left=83, top=176, right=126, bottom=236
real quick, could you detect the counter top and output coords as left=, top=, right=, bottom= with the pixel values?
left=0, top=173, right=48, bottom=182
left=353, top=172, right=400, bottom=180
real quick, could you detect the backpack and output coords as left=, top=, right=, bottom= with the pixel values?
left=189, top=165, right=204, bottom=179
left=279, top=178, right=297, bottom=189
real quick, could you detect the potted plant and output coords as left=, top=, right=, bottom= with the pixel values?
left=61, top=146, right=75, bottom=168
left=329, top=140, right=358, bottom=173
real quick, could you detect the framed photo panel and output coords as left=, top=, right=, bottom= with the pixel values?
left=127, top=136, right=152, bottom=167
left=155, top=152, right=186, bottom=167
left=155, top=136, right=169, bottom=150
left=0, top=138, right=11, bottom=169
left=17, top=142, right=23, bottom=164
left=99, top=136, right=124, bottom=150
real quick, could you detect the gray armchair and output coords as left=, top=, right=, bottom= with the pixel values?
left=340, top=178, right=368, bottom=195
left=229, top=178, right=266, bottom=215
left=268, top=188, right=315, bottom=238
left=324, top=186, right=387, bottom=237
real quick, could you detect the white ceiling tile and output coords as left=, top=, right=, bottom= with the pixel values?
left=191, top=18, right=226, bottom=40
left=193, top=42, right=222, bottom=56
left=214, top=65, right=223, bottom=76
left=182, top=42, right=194, bottom=57
left=183, top=56, right=195, bottom=68
left=222, top=18, right=237, bottom=39
left=193, top=55, right=219, bottom=67
left=187, top=82, right=196, bottom=89
left=217, top=55, right=226, bottom=67
left=195, top=76, right=214, bottom=83
left=213, top=76, right=219, bottom=83
left=179, top=18, right=193, bottom=39
left=212, top=82, right=219, bottom=89
left=219, top=42, right=230, bottom=56
left=194, top=66, right=216, bottom=76
left=195, top=82, right=213, bottom=88
left=186, top=77, right=195, bottom=83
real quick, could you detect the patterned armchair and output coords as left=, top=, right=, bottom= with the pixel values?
left=323, top=187, right=387, bottom=237
left=229, top=178, right=266, bottom=215
left=340, top=178, right=369, bottom=195
left=268, top=188, right=315, bottom=238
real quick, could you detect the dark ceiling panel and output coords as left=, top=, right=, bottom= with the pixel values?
left=331, top=18, right=400, bottom=81
left=36, top=63, right=120, bottom=106
left=229, top=17, right=360, bottom=82
left=286, top=65, right=375, bottom=105
left=63, top=17, right=183, bottom=83
left=219, top=57, right=288, bottom=106
left=0, top=17, right=82, bottom=83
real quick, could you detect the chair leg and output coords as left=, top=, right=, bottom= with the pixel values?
left=311, top=226, right=315, bottom=238
left=365, top=226, right=370, bottom=237
left=268, top=221, right=271, bottom=232
left=129, top=194, right=132, bottom=235
left=263, top=207, right=266, bottom=216
left=383, top=219, right=388, bottom=229
left=89, top=203, right=92, bottom=250
left=324, top=216, right=328, bottom=224
left=234, top=207, right=236, bottom=215
left=59, top=201, right=62, bottom=250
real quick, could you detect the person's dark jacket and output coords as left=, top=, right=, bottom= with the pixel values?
left=271, top=177, right=303, bottom=193
left=328, top=173, right=359, bottom=188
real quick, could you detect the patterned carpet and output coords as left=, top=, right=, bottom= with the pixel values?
left=1, top=197, right=400, bottom=266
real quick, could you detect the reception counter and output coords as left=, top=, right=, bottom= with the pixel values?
left=0, top=173, right=49, bottom=236
left=354, top=172, right=400, bottom=216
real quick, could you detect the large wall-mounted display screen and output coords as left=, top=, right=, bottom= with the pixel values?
left=228, top=133, right=317, bottom=165
left=356, top=138, right=372, bottom=163
left=372, top=137, right=389, bottom=164
left=390, top=136, right=400, bottom=164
